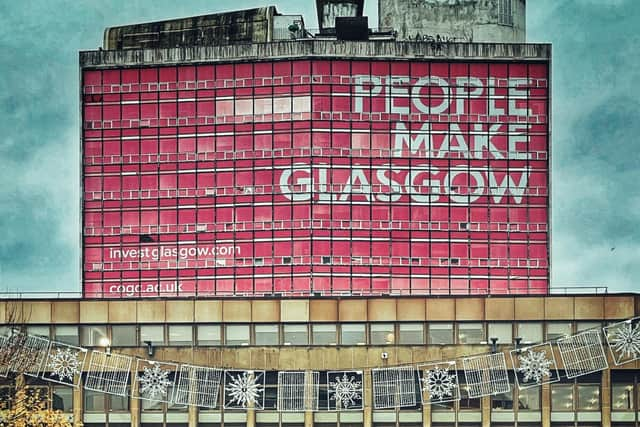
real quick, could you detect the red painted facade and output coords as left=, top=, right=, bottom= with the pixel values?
left=82, top=59, right=549, bottom=297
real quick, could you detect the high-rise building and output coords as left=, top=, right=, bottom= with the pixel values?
left=81, top=1, right=549, bottom=299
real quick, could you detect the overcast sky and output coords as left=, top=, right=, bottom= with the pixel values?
left=0, top=0, right=638, bottom=294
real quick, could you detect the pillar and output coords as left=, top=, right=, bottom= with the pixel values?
left=601, top=369, right=611, bottom=427
left=541, top=381, right=551, bottom=427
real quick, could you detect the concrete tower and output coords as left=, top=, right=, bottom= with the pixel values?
left=380, top=0, right=526, bottom=43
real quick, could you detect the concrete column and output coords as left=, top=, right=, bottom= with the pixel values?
left=246, top=408, right=256, bottom=427
left=541, top=380, right=551, bottom=427
left=72, top=374, right=83, bottom=427
left=364, top=369, right=373, bottom=427
left=422, top=394, right=431, bottom=427
left=304, top=370, right=314, bottom=427
left=481, top=395, right=491, bottom=427
left=601, top=369, right=611, bottom=427
left=304, top=409, right=314, bottom=427
left=188, top=401, right=198, bottom=427
left=129, top=380, right=140, bottom=427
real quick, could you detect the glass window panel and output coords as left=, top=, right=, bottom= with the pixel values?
left=547, top=322, right=573, bottom=340
left=226, top=325, right=250, bottom=346
left=398, top=323, right=424, bottom=345
left=52, top=386, right=73, bottom=412
left=519, top=387, right=541, bottom=410
left=109, top=390, right=130, bottom=411
left=312, top=324, right=337, bottom=345
left=141, top=396, right=163, bottom=411
left=197, top=325, right=221, bottom=346
left=341, top=324, right=366, bottom=345
left=283, top=324, right=308, bottom=345
left=517, top=322, right=543, bottom=344
left=27, top=326, right=50, bottom=338
left=551, top=384, right=574, bottom=411
left=578, top=384, right=600, bottom=411
left=111, top=325, right=136, bottom=347
left=460, top=379, right=481, bottom=410
left=612, top=383, right=634, bottom=411
left=80, top=325, right=107, bottom=347
left=492, top=389, right=514, bottom=410
left=370, top=323, right=395, bottom=345
left=54, top=325, right=79, bottom=346
left=458, top=323, right=484, bottom=344
left=167, top=385, right=187, bottom=411
left=168, top=325, right=192, bottom=346
left=576, top=321, right=601, bottom=333
left=429, top=323, right=453, bottom=345
left=84, top=389, right=106, bottom=411
left=255, top=325, right=279, bottom=346
left=487, top=323, right=512, bottom=345
left=140, top=325, right=164, bottom=345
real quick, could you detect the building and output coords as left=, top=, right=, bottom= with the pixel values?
left=379, top=0, right=527, bottom=43
left=81, top=1, right=549, bottom=299
left=0, top=294, right=639, bottom=427
left=3, top=2, right=635, bottom=427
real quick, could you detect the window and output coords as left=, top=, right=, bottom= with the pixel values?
left=54, top=326, right=79, bottom=345
left=517, top=322, right=543, bottom=344
left=519, top=387, right=541, bottom=410
left=312, top=324, right=337, bottom=345
left=341, top=324, right=366, bottom=345
left=109, top=390, right=130, bottom=411
left=458, top=323, right=484, bottom=344
left=84, top=389, right=106, bottom=411
left=498, top=0, right=513, bottom=25
left=27, top=325, right=50, bottom=338
left=111, top=325, right=137, bottom=346
left=226, top=325, right=250, bottom=346
left=255, top=324, right=279, bottom=345
left=398, top=323, right=424, bottom=345
left=612, top=371, right=635, bottom=411
left=577, top=321, right=601, bottom=333
left=429, top=323, right=453, bottom=344
left=283, top=324, right=308, bottom=345
left=140, top=325, right=164, bottom=345
left=552, top=376, right=601, bottom=412
left=370, top=323, right=394, bottom=345
left=197, top=325, right=221, bottom=346
left=552, top=384, right=574, bottom=411
left=577, top=384, right=600, bottom=411
left=488, top=323, right=512, bottom=345
left=52, top=386, right=73, bottom=412
left=80, top=325, right=107, bottom=346
left=547, top=322, right=572, bottom=340
left=168, top=325, right=192, bottom=346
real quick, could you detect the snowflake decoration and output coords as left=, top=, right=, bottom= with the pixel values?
left=609, top=322, right=640, bottom=360
left=330, top=372, right=362, bottom=409
left=225, top=371, right=263, bottom=408
left=138, top=364, right=172, bottom=400
left=517, top=350, right=553, bottom=383
left=422, top=367, right=457, bottom=400
left=48, top=348, right=81, bottom=382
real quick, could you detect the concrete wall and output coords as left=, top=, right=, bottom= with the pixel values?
left=380, top=0, right=526, bottom=43
left=103, top=7, right=275, bottom=50
left=2, top=295, right=634, bottom=325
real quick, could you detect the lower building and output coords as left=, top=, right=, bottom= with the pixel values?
left=1, top=294, right=639, bottom=427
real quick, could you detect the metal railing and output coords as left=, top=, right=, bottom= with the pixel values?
left=0, top=285, right=610, bottom=300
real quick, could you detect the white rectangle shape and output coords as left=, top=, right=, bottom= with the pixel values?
left=557, top=329, right=608, bottom=378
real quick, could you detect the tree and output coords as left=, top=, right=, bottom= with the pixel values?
left=0, top=304, right=72, bottom=427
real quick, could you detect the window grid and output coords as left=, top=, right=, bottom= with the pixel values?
left=82, top=60, right=550, bottom=298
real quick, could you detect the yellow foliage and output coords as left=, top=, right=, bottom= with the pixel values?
left=0, top=387, right=72, bottom=427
